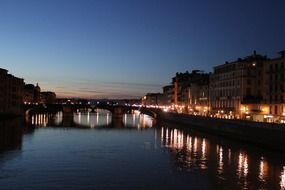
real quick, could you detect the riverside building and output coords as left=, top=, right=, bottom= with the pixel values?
left=209, top=51, right=268, bottom=119
left=231, top=51, right=285, bottom=122
left=162, top=85, right=173, bottom=106
left=141, top=93, right=165, bottom=107
left=261, top=51, right=285, bottom=122
left=0, top=68, right=24, bottom=115
left=171, top=70, right=210, bottom=113
left=23, top=83, right=41, bottom=104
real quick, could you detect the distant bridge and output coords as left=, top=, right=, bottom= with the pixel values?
left=24, top=103, right=162, bottom=128
left=24, top=103, right=162, bottom=119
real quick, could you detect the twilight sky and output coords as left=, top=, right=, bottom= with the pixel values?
left=1, top=0, right=285, bottom=98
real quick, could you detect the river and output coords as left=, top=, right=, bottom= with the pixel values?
left=0, top=110, right=284, bottom=190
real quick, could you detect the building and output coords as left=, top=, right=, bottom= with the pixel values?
left=0, top=68, right=24, bottom=115
left=23, top=83, right=41, bottom=104
left=41, top=91, right=56, bottom=104
left=209, top=51, right=268, bottom=119
left=142, top=93, right=165, bottom=106
left=186, top=82, right=210, bottom=115
left=233, top=51, right=285, bottom=122
left=162, top=85, right=173, bottom=106
left=261, top=51, right=285, bottom=122
left=34, top=83, right=41, bottom=103
left=171, top=70, right=210, bottom=113
left=23, top=84, right=35, bottom=103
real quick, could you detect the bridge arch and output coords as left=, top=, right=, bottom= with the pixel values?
left=139, top=107, right=161, bottom=119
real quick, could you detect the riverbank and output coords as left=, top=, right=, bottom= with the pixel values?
left=157, top=111, right=285, bottom=152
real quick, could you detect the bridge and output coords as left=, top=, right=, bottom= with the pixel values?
left=24, top=103, right=161, bottom=121
left=24, top=103, right=162, bottom=128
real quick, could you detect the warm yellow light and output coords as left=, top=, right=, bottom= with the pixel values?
left=262, top=106, right=269, bottom=113
left=280, top=166, right=285, bottom=190
left=195, top=106, right=201, bottom=110
left=240, top=106, right=247, bottom=112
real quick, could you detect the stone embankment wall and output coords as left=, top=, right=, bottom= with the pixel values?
left=157, top=112, right=285, bottom=152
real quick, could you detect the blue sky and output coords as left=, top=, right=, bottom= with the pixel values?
left=1, top=0, right=285, bottom=98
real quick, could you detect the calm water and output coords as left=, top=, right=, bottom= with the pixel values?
left=0, top=110, right=285, bottom=190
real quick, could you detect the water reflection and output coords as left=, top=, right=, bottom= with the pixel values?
left=21, top=112, right=285, bottom=189
left=123, top=111, right=153, bottom=128
left=73, top=111, right=112, bottom=127
left=259, top=158, right=269, bottom=184
left=26, top=110, right=153, bottom=129
left=159, top=127, right=285, bottom=190
left=281, top=167, right=285, bottom=190
left=27, top=112, right=62, bottom=127
left=0, top=119, right=22, bottom=152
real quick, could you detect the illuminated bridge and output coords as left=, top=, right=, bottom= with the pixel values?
left=24, top=103, right=161, bottom=119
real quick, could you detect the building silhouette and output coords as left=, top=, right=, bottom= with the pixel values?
left=41, top=91, right=56, bottom=104
left=0, top=68, right=24, bottom=115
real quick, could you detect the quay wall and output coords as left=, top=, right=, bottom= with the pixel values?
left=157, top=112, right=285, bottom=152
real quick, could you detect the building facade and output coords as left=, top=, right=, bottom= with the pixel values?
left=23, top=83, right=41, bottom=104
left=162, top=85, right=173, bottom=106
left=171, top=70, right=209, bottom=113
left=0, top=68, right=24, bottom=115
left=209, top=51, right=269, bottom=119
left=142, top=93, right=165, bottom=106
left=41, top=91, right=57, bottom=104
left=143, top=50, right=285, bottom=123
left=261, top=51, right=285, bottom=122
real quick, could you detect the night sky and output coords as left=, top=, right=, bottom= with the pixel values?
left=1, top=0, right=285, bottom=98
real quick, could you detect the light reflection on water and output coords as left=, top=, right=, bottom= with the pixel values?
left=30, top=112, right=62, bottom=126
left=281, top=167, right=285, bottom=190
left=73, top=111, right=112, bottom=127
left=27, top=110, right=153, bottom=128
left=159, top=126, right=285, bottom=190
left=3, top=113, right=285, bottom=189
